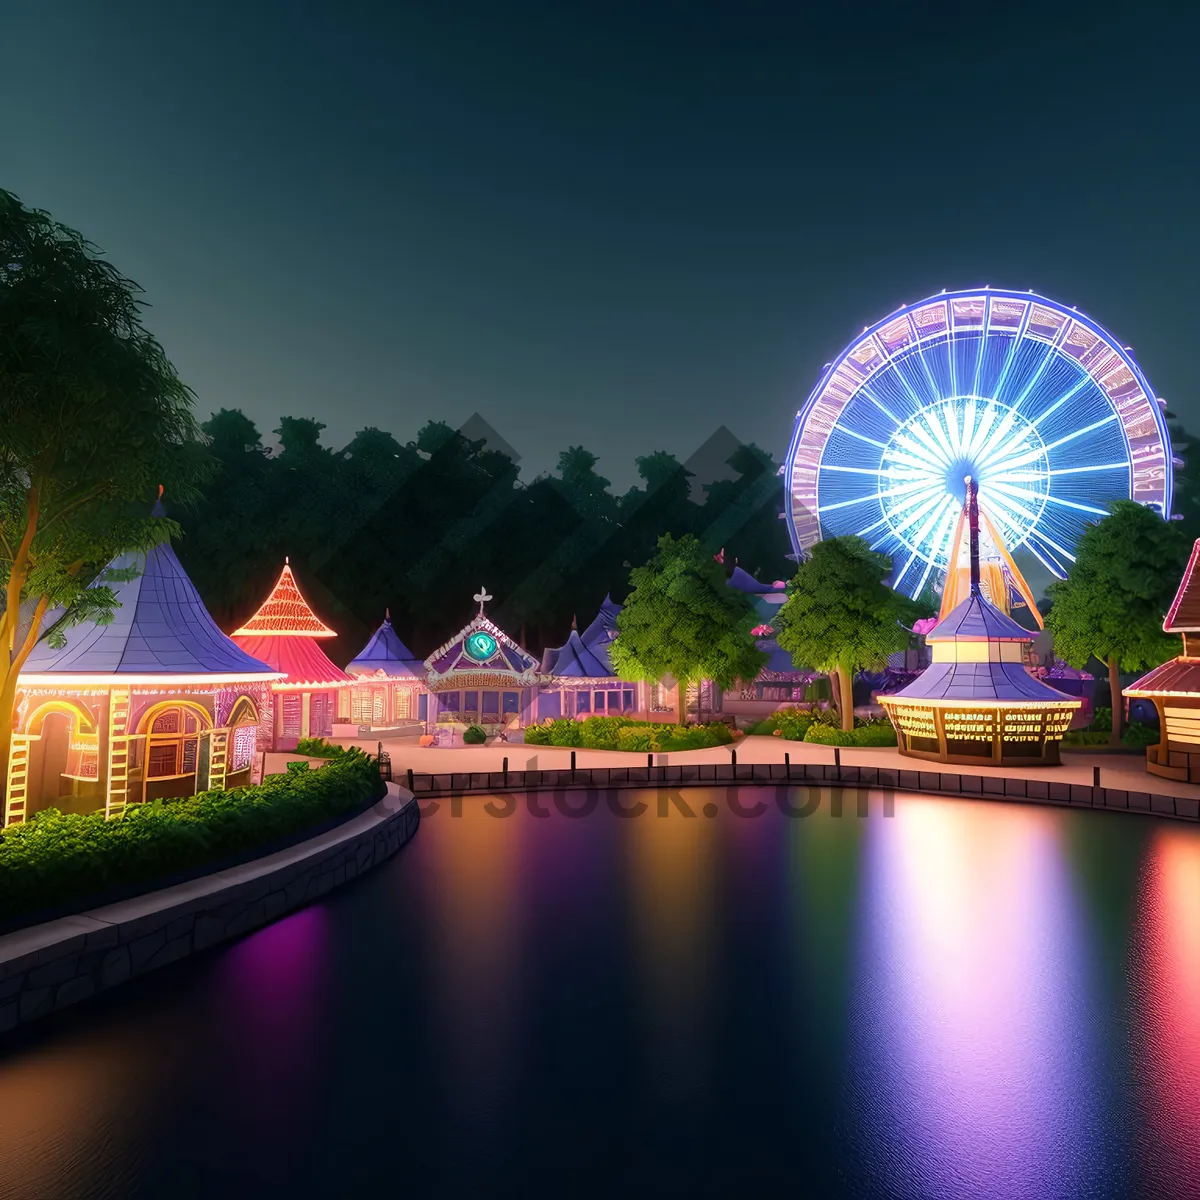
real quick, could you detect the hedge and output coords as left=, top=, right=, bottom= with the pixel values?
left=1063, top=721, right=1158, bottom=748
left=0, top=746, right=385, bottom=922
left=525, top=715, right=734, bottom=752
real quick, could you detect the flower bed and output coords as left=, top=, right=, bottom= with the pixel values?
left=0, top=746, right=385, bottom=923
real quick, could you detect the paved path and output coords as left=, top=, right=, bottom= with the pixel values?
left=336, top=734, right=1200, bottom=801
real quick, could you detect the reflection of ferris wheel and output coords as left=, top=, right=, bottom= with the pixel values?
left=784, top=288, right=1175, bottom=599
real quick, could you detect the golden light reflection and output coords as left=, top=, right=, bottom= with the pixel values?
left=626, top=788, right=718, bottom=1100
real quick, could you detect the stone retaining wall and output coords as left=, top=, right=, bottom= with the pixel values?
left=0, top=785, right=419, bottom=1034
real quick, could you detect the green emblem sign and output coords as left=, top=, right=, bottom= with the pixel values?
left=465, top=631, right=498, bottom=662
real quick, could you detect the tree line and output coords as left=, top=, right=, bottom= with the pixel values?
left=173, top=410, right=795, bottom=660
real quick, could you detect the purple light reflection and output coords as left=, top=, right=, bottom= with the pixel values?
left=846, top=797, right=1100, bottom=1199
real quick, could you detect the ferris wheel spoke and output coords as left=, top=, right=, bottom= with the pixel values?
left=1008, top=342, right=1062, bottom=413
left=1041, top=412, right=1120, bottom=453
left=917, top=408, right=958, bottom=465
left=913, top=501, right=961, bottom=596
left=1029, top=374, right=1095, bottom=429
left=884, top=489, right=950, bottom=539
left=856, top=385, right=904, bottom=428
left=893, top=496, right=956, bottom=590
left=1042, top=494, right=1110, bottom=517
left=1047, top=462, right=1131, bottom=477
left=834, top=426, right=890, bottom=451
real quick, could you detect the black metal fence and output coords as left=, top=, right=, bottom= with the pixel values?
left=403, top=760, right=1200, bottom=823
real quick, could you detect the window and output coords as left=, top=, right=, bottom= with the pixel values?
left=576, top=692, right=590, bottom=714
left=282, top=694, right=303, bottom=737
left=482, top=691, right=499, bottom=715
left=151, top=711, right=180, bottom=735
left=394, top=687, right=411, bottom=720
left=311, top=694, right=331, bottom=736
left=594, top=691, right=606, bottom=711
left=608, top=691, right=621, bottom=713
left=623, top=690, right=634, bottom=711
left=148, top=742, right=179, bottom=778
left=372, top=691, right=384, bottom=724
left=464, top=691, right=479, bottom=715
left=231, top=723, right=256, bottom=771
left=502, top=692, right=519, bottom=714
left=351, top=688, right=369, bottom=723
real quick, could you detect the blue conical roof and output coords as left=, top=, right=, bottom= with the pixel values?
left=579, top=595, right=621, bottom=673
left=345, top=613, right=424, bottom=679
left=542, top=630, right=613, bottom=678
left=926, top=588, right=1033, bottom=642
left=23, top=533, right=276, bottom=681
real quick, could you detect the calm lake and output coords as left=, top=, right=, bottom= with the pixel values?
left=2, top=786, right=1199, bottom=1199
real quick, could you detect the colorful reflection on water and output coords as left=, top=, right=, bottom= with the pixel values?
left=0, top=788, right=1198, bottom=1197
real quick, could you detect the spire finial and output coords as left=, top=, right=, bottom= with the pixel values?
left=385, top=607, right=391, bottom=622
left=473, top=586, right=493, bottom=614
left=966, top=476, right=980, bottom=593
left=285, top=555, right=290, bottom=566
left=157, top=483, right=164, bottom=500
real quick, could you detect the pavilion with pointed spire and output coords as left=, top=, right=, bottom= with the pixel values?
left=538, top=595, right=644, bottom=720
left=1126, top=538, right=1200, bottom=782
left=10, top=493, right=280, bottom=826
left=879, top=479, right=1079, bottom=765
left=423, top=588, right=540, bottom=731
left=343, top=609, right=427, bottom=729
left=230, top=559, right=353, bottom=750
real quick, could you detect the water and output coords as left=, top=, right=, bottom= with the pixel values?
left=2, top=786, right=1199, bottom=1199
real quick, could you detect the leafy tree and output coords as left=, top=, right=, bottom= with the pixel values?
left=775, top=536, right=923, bottom=731
left=610, top=533, right=765, bottom=723
left=0, top=190, right=211, bottom=797
left=1045, top=501, right=1187, bottom=744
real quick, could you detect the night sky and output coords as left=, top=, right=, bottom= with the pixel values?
left=5, top=1, right=1197, bottom=486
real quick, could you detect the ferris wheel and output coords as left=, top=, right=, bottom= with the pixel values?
left=784, top=288, right=1175, bottom=599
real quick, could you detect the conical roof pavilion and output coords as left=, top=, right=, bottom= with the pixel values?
left=22, top=499, right=278, bottom=685
left=231, top=560, right=351, bottom=689
left=346, top=611, right=425, bottom=680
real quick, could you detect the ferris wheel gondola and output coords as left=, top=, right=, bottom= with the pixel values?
left=783, top=289, right=1174, bottom=599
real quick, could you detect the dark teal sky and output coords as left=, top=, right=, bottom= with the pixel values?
left=4, top=1, right=1198, bottom=485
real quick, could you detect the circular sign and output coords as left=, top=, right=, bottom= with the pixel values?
left=465, top=631, right=498, bottom=662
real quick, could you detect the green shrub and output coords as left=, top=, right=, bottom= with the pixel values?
left=523, top=724, right=551, bottom=745
left=0, top=749, right=386, bottom=922
left=295, top=736, right=342, bottom=759
left=1090, top=707, right=1113, bottom=733
left=463, top=724, right=487, bottom=744
left=1063, top=729, right=1111, bottom=746
left=804, top=723, right=855, bottom=746
left=1122, top=722, right=1159, bottom=748
left=547, top=718, right=583, bottom=747
left=580, top=716, right=633, bottom=750
left=852, top=720, right=897, bottom=747
left=617, top=726, right=658, bottom=753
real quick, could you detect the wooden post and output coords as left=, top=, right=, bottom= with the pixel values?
left=407, top=767, right=414, bottom=792
left=571, top=750, right=576, bottom=776
left=785, top=752, right=790, bottom=781
left=1093, top=764, right=1101, bottom=789
left=834, top=747, right=841, bottom=778
left=503, top=756, right=509, bottom=783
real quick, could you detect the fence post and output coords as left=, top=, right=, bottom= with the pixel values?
left=648, top=753, right=653, bottom=772
left=571, top=750, right=576, bottom=777
left=1092, top=765, right=1101, bottom=789
left=407, top=767, right=414, bottom=792
left=731, top=749, right=737, bottom=775
left=785, top=752, right=790, bottom=781
left=503, top=756, right=508, bottom=784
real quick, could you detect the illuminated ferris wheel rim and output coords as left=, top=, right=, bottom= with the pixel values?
left=783, top=287, right=1174, bottom=594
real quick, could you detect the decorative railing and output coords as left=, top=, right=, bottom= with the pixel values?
left=402, top=757, right=1200, bottom=823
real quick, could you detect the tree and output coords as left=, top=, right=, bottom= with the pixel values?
left=1045, top=501, right=1187, bottom=744
left=610, top=534, right=765, bottom=723
left=0, top=190, right=211, bottom=794
left=775, top=537, right=922, bottom=731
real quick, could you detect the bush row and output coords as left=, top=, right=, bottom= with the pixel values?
left=0, top=746, right=386, bottom=922
left=746, top=708, right=897, bottom=747
left=1063, top=722, right=1159, bottom=748
left=523, top=715, right=735, bottom=752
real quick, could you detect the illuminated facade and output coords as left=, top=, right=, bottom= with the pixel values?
left=230, top=560, right=353, bottom=750
left=785, top=288, right=1174, bottom=599
left=424, top=590, right=539, bottom=731
left=9, top=506, right=279, bottom=827
left=343, top=610, right=427, bottom=730
left=539, top=597, right=644, bottom=720
left=879, top=481, right=1080, bottom=765
left=1126, top=539, right=1200, bottom=783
